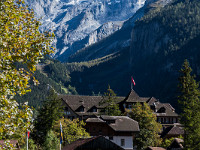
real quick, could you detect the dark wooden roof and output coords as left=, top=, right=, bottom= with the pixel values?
left=167, top=138, right=184, bottom=149
left=61, top=95, right=124, bottom=113
left=161, top=125, right=184, bottom=138
left=61, top=90, right=179, bottom=118
left=86, top=116, right=140, bottom=132
left=62, top=136, right=125, bottom=150
left=155, top=102, right=179, bottom=117
left=123, top=90, right=150, bottom=103
left=61, top=95, right=103, bottom=111
left=147, top=97, right=158, bottom=105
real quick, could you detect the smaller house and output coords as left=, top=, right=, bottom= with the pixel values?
left=62, top=136, right=125, bottom=150
left=167, top=138, right=184, bottom=150
left=161, top=124, right=184, bottom=139
left=85, top=115, right=139, bottom=150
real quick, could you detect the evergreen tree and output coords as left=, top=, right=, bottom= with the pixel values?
left=33, top=89, right=64, bottom=145
left=178, top=59, right=200, bottom=149
left=127, top=103, right=162, bottom=149
left=100, top=85, right=121, bottom=116
left=43, top=130, right=59, bottom=150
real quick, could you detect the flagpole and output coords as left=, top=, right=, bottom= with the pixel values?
left=60, top=121, right=62, bottom=150
left=131, top=82, right=133, bottom=90
left=27, top=131, right=28, bottom=150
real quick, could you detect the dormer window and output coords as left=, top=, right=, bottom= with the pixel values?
left=88, top=106, right=97, bottom=112
left=157, top=107, right=166, bottom=113
left=92, top=107, right=97, bottom=112
left=76, top=105, right=85, bottom=112
left=80, top=106, right=84, bottom=112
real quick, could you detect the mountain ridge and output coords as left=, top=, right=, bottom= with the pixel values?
left=25, top=0, right=146, bottom=60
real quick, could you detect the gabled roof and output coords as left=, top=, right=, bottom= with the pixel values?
left=168, top=138, right=184, bottom=149
left=61, top=95, right=124, bottom=113
left=108, top=116, right=140, bottom=132
left=154, top=102, right=179, bottom=117
left=123, top=90, right=149, bottom=103
left=86, top=116, right=140, bottom=132
left=62, top=136, right=125, bottom=150
left=61, top=95, right=103, bottom=112
left=147, top=97, right=158, bottom=105
left=161, top=125, right=184, bottom=138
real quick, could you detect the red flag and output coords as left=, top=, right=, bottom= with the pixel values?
left=27, top=131, right=30, bottom=138
left=131, top=76, right=136, bottom=86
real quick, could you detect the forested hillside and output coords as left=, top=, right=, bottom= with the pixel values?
left=15, top=59, right=77, bottom=108
left=16, top=0, right=200, bottom=111
left=129, top=0, right=200, bottom=109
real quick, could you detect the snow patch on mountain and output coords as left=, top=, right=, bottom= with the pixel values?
left=25, top=0, right=146, bottom=60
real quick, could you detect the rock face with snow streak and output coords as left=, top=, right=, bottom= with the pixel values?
left=25, top=0, right=146, bottom=60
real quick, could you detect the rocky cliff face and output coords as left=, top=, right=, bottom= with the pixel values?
left=25, top=0, right=146, bottom=61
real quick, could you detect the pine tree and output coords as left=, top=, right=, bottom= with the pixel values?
left=178, top=59, right=200, bottom=149
left=43, top=130, right=59, bottom=150
left=100, top=85, right=121, bottom=116
left=33, top=89, right=64, bottom=145
left=127, top=103, right=162, bottom=149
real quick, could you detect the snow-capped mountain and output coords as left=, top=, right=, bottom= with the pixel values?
left=25, top=0, right=146, bottom=61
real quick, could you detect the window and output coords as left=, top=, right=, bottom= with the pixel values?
left=99, top=129, right=102, bottom=134
left=109, top=136, right=113, bottom=140
left=65, top=107, right=68, bottom=111
left=79, top=106, right=84, bottom=112
left=92, top=107, right=97, bottom=112
left=64, top=111, right=71, bottom=115
left=161, top=118, right=163, bottom=123
left=157, top=107, right=166, bottom=113
left=121, top=139, right=125, bottom=146
left=128, top=104, right=132, bottom=109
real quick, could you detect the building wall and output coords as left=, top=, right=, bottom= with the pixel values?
left=85, top=122, right=115, bottom=136
left=105, top=136, right=133, bottom=150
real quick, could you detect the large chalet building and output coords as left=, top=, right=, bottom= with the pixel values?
left=61, top=89, right=179, bottom=126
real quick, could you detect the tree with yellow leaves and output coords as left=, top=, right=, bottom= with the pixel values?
left=0, top=0, right=54, bottom=147
left=54, top=118, right=90, bottom=145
